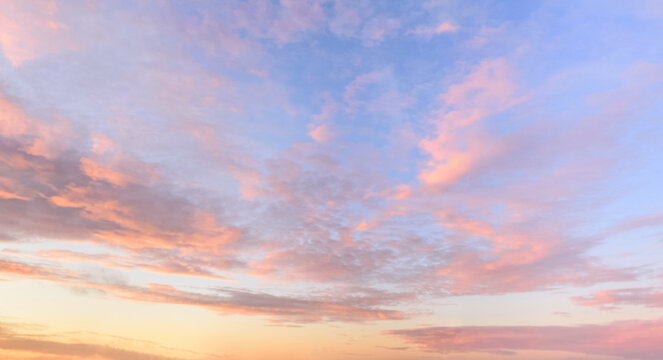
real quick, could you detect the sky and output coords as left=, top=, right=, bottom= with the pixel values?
left=1, top=0, right=663, bottom=359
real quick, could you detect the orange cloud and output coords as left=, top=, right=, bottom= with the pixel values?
left=79, top=157, right=133, bottom=187
left=0, top=321, right=190, bottom=360
left=0, top=257, right=79, bottom=282
left=0, top=97, right=75, bottom=160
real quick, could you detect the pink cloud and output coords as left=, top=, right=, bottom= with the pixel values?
left=386, top=318, right=663, bottom=359
left=0, top=1, right=77, bottom=66
left=46, top=181, right=243, bottom=254
left=0, top=97, right=75, bottom=160
left=419, top=58, right=527, bottom=188
left=327, top=1, right=403, bottom=43
left=308, top=123, right=337, bottom=143
left=77, top=134, right=160, bottom=187
left=79, top=157, right=134, bottom=187
left=435, top=22, right=459, bottom=34
left=0, top=95, right=245, bottom=278
left=408, top=21, right=459, bottom=37
left=573, top=288, right=663, bottom=310
left=385, top=61, right=663, bottom=298
left=308, top=93, right=339, bottom=142
left=610, top=212, right=663, bottom=235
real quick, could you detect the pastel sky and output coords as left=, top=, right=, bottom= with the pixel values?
left=1, top=1, right=663, bottom=359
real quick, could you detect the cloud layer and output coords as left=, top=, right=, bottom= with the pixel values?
left=1, top=1, right=663, bottom=359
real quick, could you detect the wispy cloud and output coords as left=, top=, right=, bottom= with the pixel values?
left=408, top=21, right=459, bottom=37
left=0, top=256, right=404, bottom=323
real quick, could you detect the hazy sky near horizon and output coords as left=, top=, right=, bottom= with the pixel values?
left=1, top=1, right=663, bottom=359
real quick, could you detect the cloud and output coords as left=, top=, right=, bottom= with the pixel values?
left=435, top=22, right=458, bottom=34
left=308, top=93, right=339, bottom=142
left=226, top=0, right=326, bottom=44
left=408, top=21, right=458, bottom=37
left=0, top=321, right=197, bottom=360
left=0, top=255, right=404, bottom=323
left=0, top=257, right=79, bottom=282
left=392, top=60, right=663, bottom=297
left=326, top=1, right=403, bottom=44
left=0, top=1, right=77, bottom=66
left=0, top=124, right=244, bottom=279
left=0, top=338, right=181, bottom=360
left=308, top=123, right=336, bottom=143
left=386, top=318, right=663, bottom=359
left=360, top=17, right=401, bottom=44
left=343, top=67, right=392, bottom=113
left=328, top=0, right=362, bottom=37
left=573, top=288, right=663, bottom=310
left=35, top=249, right=236, bottom=281
left=100, top=282, right=406, bottom=323
left=419, top=57, right=526, bottom=187
left=1, top=27, right=655, bottom=317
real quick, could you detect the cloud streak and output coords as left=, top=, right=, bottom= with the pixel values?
left=386, top=318, right=663, bottom=359
left=0, top=321, right=203, bottom=360
left=0, top=256, right=404, bottom=323
left=573, top=287, right=663, bottom=310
